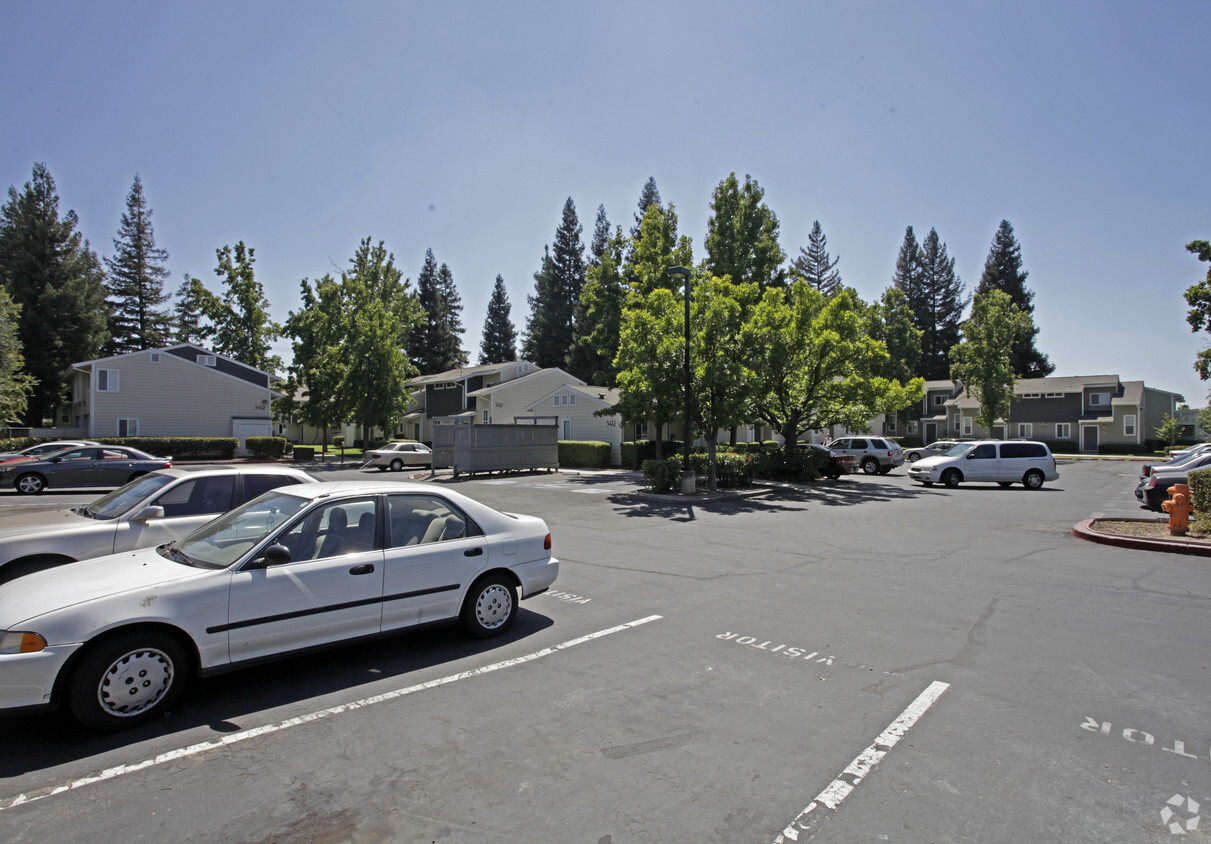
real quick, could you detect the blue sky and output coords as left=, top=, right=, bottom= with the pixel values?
left=3, top=1, right=1209, bottom=405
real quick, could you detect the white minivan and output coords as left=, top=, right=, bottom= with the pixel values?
left=907, top=440, right=1059, bottom=489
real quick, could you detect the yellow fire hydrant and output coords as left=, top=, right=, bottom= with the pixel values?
left=1161, top=483, right=1193, bottom=536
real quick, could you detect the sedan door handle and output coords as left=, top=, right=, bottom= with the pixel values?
left=463, top=547, right=483, bottom=557
left=349, top=564, right=376, bottom=575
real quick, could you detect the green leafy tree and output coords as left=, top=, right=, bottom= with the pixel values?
left=747, top=282, right=924, bottom=450
left=173, top=273, right=218, bottom=344
left=690, top=275, right=759, bottom=491
left=630, top=177, right=662, bottom=243
left=702, top=173, right=786, bottom=293
left=479, top=274, right=518, bottom=364
left=975, top=220, right=1053, bottom=376
left=211, top=242, right=282, bottom=372
left=103, top=174, right=174, bottom=354
left=624, top=202, right=694, bottom=296
left=0, top=288, right=35, bottom=423
left=1183, top=239, right=1211, bottom=380
left=410, top=248, right=467, bottom=374
left=282, top=273, right=347, bottom=452
left=791, top=220, right=841, bottom=296
left=949, top=290, right=1032, bottom=433
left=1155, top=412, right=1181, bottom=447
left=614, top=287, right=685, bottom=459
left=1197, top=406, right=1211, bottom=437
left=868, top=286, right=924, bottom=430
left=522, top=198, right=586, bottom=369
left=568, top=226, right=627, bottom=385
left=916, top=228, right=968, bottom=381
left=0, top=162, right=108, bottom=425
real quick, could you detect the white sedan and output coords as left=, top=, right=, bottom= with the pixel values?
left=365, top=441, right=432, bottom=471
left=0, top=481, right=558, bottom=730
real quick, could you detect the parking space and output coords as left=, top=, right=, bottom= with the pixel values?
left=0, top=459, right=1207, bottom=841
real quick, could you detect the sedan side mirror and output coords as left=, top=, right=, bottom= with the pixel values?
left=132, top=505, right=165, bottom=522
left=247, top=543, right=292, bottom=569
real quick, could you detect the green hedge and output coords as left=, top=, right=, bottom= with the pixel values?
left=244, top=437, right=288, bottom=459
left=749, top=445, right=825, bottom=483
left=621, top=439, right=684, bottom=470
left=1187, top=467, right=1211, bottom=512
left=641, top=457, right=682, bottom=493
left=689, top=452, right=753, bottom=488
left=559, top=440, right=612, bottom=468
left=0, top=436, right=241, bottom=458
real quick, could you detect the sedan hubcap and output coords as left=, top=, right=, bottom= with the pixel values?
left=475, top=585, right=513, bottom=629
left=98, top=648, right=175, bottom=717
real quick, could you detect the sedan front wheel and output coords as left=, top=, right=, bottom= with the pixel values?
left=68, top=631, right=189, bottom=731
left=15, top=473, right=45, bottom=494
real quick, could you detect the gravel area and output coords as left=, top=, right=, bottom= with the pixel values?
left=1090, top=518, right=1211, bottom=542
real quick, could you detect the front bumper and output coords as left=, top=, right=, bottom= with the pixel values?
left=0, top=643, right=81, bottom=713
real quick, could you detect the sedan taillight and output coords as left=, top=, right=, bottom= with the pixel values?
left=544, top=533, right=552, bottom=551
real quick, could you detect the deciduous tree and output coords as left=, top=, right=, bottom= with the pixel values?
left=211, top=242, right=282, bottom=372
left=0, top=288, right=35, bottom=424
left=949, top=290, right=1031, bottom=433
left=1183, top=239, right=1211, bottom=380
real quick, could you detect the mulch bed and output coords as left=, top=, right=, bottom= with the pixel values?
left=1089, top=518, right=1211, bottom=543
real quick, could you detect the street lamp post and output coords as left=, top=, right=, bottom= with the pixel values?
left=668, top=266, right=693, bottom=491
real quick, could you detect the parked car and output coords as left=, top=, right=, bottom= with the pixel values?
left=827, top=436, right=905, bottom=474
left=1134, top=454, right=1211, bottom=511
left=366, top=441, right=432, bottom=471
left=903, top=440, right=960, bottom=462
left=0, top=480, right=558, bottom=730
left=1139, top=447, right=1211, bottom=478
left=0, top=445, right=171, bottom=494
left=0, top=465, right=317, bottom=583
left=907, top=440, right=1059, bottom=489
left=0, top=441, right=101, bottom=462
left=799, top=443, right=859, bottom=479
left=1167, top=442, right=1211, bottom=461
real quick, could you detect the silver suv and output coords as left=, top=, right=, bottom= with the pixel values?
left=828, top=436, right=905, bottom=475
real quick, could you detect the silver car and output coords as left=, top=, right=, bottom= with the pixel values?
left=366, top=441, right=432, bottom=471
left=0, top=465, right=316, bottom=583
left=828, top=436, right=905, bottom=474
left=0, top=440, right=101, bottom=462
left=903, top=440, right=959, bottom=462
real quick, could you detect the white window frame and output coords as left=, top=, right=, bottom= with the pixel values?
left=1018, top=422, right=1032, bottom=438
left=198, top=354, right=217, bottom=367
left=117, top=418, right=139, bottom=437
left=1123, top=414, right=1136, bottom=437
left=1088, top=392, right=1109, bottom=408
left=933, top=394, right=946, bottom=407
left=1056, top=423, right=1071, bottom=439
left=963, top=417, right=973, bottom=436
left=562, top=419, right=572, bottom=439
left=953, top=413, right=961, bottom=433
left=97, top=368, right=120, bottom=392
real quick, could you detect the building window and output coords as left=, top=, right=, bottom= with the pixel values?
left=933, top=394, right=946, bottom=407
left=1124, top=414, right=1136, bottom=436
left=562, top=419, right=572, bottom=439
left=149, top=352, right=161, bottom=363
left=435, top=381, right=456, bottom=390
left=481, top=409, right=489, bottom=423
left=117, top=418, right=138, bottom=437
left=1046, top=392, right=1063, bottom=398
left=1021, top=393, right=1040, bottom=399
left=908, top=421, right=918, bottom=434
left=97, top=369, right=120, bottom=392
left=1056, top=423, right=1071, bottom=439
left=198, top=354, right=217, bottom=367
left=1018, top=423, right=1032, bottom=438
left=962, top=417, right=973, bottom=436
left=1088, top=392, right=1109, bottom=408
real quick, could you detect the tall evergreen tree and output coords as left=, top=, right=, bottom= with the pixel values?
left=103, top=174, right=173, bottom=354
left=568, top=226, right=627, bottom=385
left=173, top=273, right=218, bottom=344
left=589, top=204, right=610, bottom=266
left=892, top=225, right=924, bottom=327
left=0, top=288, right=35, bottom=424
left=630, top=177, right=662, bottom=242
left=916, top=228, right=968, bottom=381
left=479, top=274, right=518, bottom=364
left=211, top=242, right=282, bottom=372
left=702, top=173, right=786, bottom=293
left=975, top=220, right=1053, bottom=377
left=0, top=163, right=108, bottom=425
left=522, top=198, right=586, bottom=369
left=410, top=248, right=467, bottom=374
left=792, top=220, right=841, bottom=296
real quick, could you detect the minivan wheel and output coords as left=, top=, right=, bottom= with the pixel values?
left=861, top=457, right=879, bottom=474
left=941, top=469, right=961, bottom=488
left=1023, top=470, right=1044, bottom=490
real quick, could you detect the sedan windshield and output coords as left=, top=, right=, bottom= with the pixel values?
left=172, top=490, right=310, bottom=568
left=82, top=473, right=177, bottom=519
left=943, top=443, right=976, bottom=457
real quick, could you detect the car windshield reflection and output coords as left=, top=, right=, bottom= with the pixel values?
left=170, top=490, right=310, bottom=568
left=943, top=443, right=976, bottom=457
left=81, top=473, right=177, bottom=520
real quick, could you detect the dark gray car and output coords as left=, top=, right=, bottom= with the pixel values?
left=0, top=445, right=171, bottom=494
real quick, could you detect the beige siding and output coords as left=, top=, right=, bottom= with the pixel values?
left=532, top=394, right=623, bottom=465
left=480, top=371, right=584, bottom=425
left=88, top=353, right=272, bottom=437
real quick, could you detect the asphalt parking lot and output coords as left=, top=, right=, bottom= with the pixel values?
left=0, top=459, right=1208, bottom=842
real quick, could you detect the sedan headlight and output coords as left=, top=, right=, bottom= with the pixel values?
left=0, top=631, right=48, bottom=654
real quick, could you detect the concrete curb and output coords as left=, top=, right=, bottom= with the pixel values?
left=1072, top=518, right=1211, bottom=557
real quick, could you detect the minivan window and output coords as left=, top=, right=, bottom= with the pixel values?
left=944, top=443, right=975, bottom=457
left=1000, top=442, right=1046, bottom=459
left=970, top=444, right=997, bottom=460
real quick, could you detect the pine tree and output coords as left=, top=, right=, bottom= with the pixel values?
left=103, top=174, right=173, bottom=354
left=792, top=220, right=841, bottom=296
left=479, top=275, right=518, bottom=364
left=173, top=273, right=217, bottom=344
left=631, top=177, right=662, bottom=242
left=522, top=198, right=586, bottom=369
left=410, top=249, right=467, bottom=374
left=916, top=228, right=968, bottom=381
left=892, top=225, right=924, bottom=325
left=589, top=204, right=610, bottom=266
left=568, top=226, right=627, bottom=385
left=703, top=173, right=786, bottom=293
left=0, top=287, right=35, bottom=423
left=211, top=242, right=282, bottom=372
left=0, top=163, right=108, bottom=425
left=975, top=220, right=1053, bottom=377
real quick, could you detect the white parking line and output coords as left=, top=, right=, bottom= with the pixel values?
left=0, top=615, right=663, bottom=813
left=774, top=680, right=950, bottom=842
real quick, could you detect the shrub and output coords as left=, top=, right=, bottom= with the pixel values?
left=622, top=439, right=683, bottom=470
left=750, top=444, right=823, bottom=483
left=244, top=437, right=288, bottom=459
left=333, top=435, right=346, bottom=449
left=689, top=452, right=752, bottom=488
left=1187, top=467, right=1211, bottom=513
left=641, top=457, right=682, bottom=493
left=93, top=437, right=238, bottom=458
left=559, top=440, right=612, bottom=468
